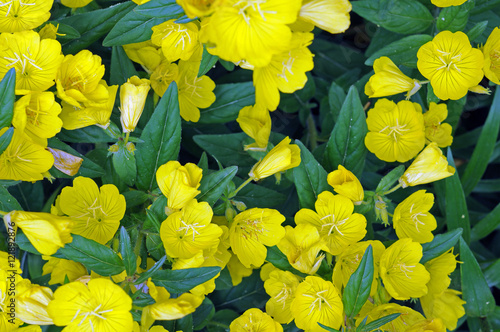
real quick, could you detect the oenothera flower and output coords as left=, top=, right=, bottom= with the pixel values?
left=47, top=147, right=83, bottom=176
left=365, top=56, right=423, bottom=99
left=291, top=276, right=343, bottom=331
left=229, top=208, right=285, bottom=268
left=57, top=177, right=126, bottom=244
left=379, top=238, right=430, bottom=300
left=42, top=256, right=87, bottom=285
left=357, top=303, right=425, bottom=332
left=406, top=318, right=446, bottom=332
left=327, top=165, right=364, bottom=204
left=15, top=279, right=54, bottom=325
left=264, top=270, right=301, bottom=324
left=0, top=30, right=63, bottom=94
left=0, top=128, right=54, bottom=181
left=230, top=308, right=283, bottom=332
left=431, top=0, right=467, bottom=7
left=156, top=160, right=203, bottom=211
left=295, top=191, right=366, bottom=255
left=4, top=211, right=73, bottom=255
left=398, top=142, right=455, bottom=188
left=249, top=136, right=301, bottom=181
left=482, top=27, right=500, bottom=85
left=295, top=0, right=351, bottom=34
left=176, top=0, right=222, bottom=18
left=393, top=190, right=437, bottom=243
left=150, top=60, right=179, bottom=97
left=365, top=99, right=425, bottom=163
left=200, top=0, right=302, bottom=67
left=123, top=40, right=162, bottom=74
left=120, top=76, right=150, bottom=133
left=417, top=31, right=483, bottom=100
left=38, top=23, right=62, bottom=40
left=424, top=102, right=453, bottom=148
left=0, top=0, right=52, bottom=33
left=236, top=104, right=272, bottom=151
left=227, top=252, right=253, bottom=286
left=152, top=20, right=201, bottom=62
left=160, top=199, right=222, bottom=259
left=423, top=249, right=458, bottom=296
left=420, top=288, right=465, bottom=331
left=47, top=279, right=133, bottom=331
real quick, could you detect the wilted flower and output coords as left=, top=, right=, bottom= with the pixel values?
left=47, top=148, right=83, bottom=176
left=120, top=76, right=151, bottom=133
left=249, top=137, right=301, bottom=181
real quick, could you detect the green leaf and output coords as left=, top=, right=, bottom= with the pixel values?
left=318, top=323, right=340, bottom=332
left=445, top=149, right=470, bottom=243
left=365, top=35, right=432, bottom=68
left=0, top=186, right=21, bottom=212
left=122, top=190, right=150, bottom=209
left=437, top=0, right=474, bottom=32
left=119, top=227, right=137, bottom=276
left=375, top=165, right=405, bottom=194
left=42, top=21, right=81, bottom=41
left=197, top=166, right=238, bottom=206
left=460, top=237, right=495, bottom=317
left=421, top=228, right=462, bottom=264
left=461, top=87, right=500, bottom=196
left=0, top=127, right=13, bottom=156
left=198, top=82, right=255, bottom=124
left=232, top=179, right=287, bottom=209
left=198, top=46, right=219, bottom=77
left=324, top=86, right=367, bottom=176
left=135, top=82, right=181, bottom=191
left=343, top=245, right=374, bottom=318
left=265, top=246, right=306, bottom=277
left=151, top=266, right=221, bottom=293
left=57, top=234, right=125, bottom=276
left=446, top=96, right=467, bottom=133
left=293, top=140, right=330, bottom=209
left=135, top=255, right=167, bottom=284
left=467, top=20, right=489, bottom=41
left=57, top=2, right=135, bottom=54
left=470, top=202, right=500, bottom=242
left=103, top=0, right=184, bottom=46
left=359, top=313, right=401, bottom=332
left=473, top=179, right=500, bottom=193
left=193, top=298, right=215, bottom=330
left=352, top=0, right=433, bottom=35
left=0, top=68, right=15, bottom=128
left=57, top=126, right=116, bottom=143
left=112, top=143, right=137, bottom=186
left=484, top=259, right=500, bottom=288
left=110, top=46, right=139, bottom=85
left=328, top=81, right=346, bottom=123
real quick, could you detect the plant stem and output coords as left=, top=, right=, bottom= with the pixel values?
left=229, top=177, right=253, bottom=198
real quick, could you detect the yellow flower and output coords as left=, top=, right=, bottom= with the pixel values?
left=47, top=279, right=133, bottom=331
left=431, top=0, right=467, bottom=7
left=226, top=252, right=253, bottom=286
left=176, top=0, right=222, bottom=18
left=365, top=56, right=423, bottom=99
left=295, top=191, right=367, bottom=255
left=41, top=256, right=87, bottom=285
left=264, top=270, right=301, bottom=324
left=327, top=165, right=364, bottom=204
left=0, top=30, right=63, bottom=94
left=295, top=0, right=351, bottom=34
left=47, top=147, right=83, bottom=176
left=230, top=308, right=283, bottom=332
left=236, top=104, right=271, bottom=151
left=393, top=190, right=437, bottom=243
left=423, top=102, right=453, bottom=148
left=356, top=303, right=425, bottom=332
left=15, top=279, right=54, bottom=325
left=277, top=224, right=325, bottom=275
left=398, top=143, right=455, bottom=188
left=156, top=160, right=203, bottom=211
left=406, top=318, right=446, bottom=332
left=229, top=208, right=286, bottom=268
left=365, top=99, right=425, bottom=163
left=0, top=0, right=52, bottom=33
left=0, top=128, right=54, bottom=181
left=0, top=251, right=21, bottom=273
left=253, top=32, right=314, bottom=111
left=160, top=200, right=223, bottom=259
left=291, top=276, right=343, bottom=331
left=379, top=238, right=430, bottom=300
left=152, top=20, right=201, bottom=62
left=123, top=40, right=162, bottom=74
left=417, top=31, right=483, bottom=100
left=0, top=270, right=23, bottom=330
left=4, top=211, right=73, bottom=256
left=38, top=23, right=63, bottom=40
left=120, top=76, right=151, bottom=133
left=58, top=177, right=126, bottom=244
left=249, top=136, right=301, bottom=181
left=423, top=249, right=457, bottom=296
left=150, top=60, right=179, bottom=97
left=200, top=0, right=302, bottom=67
left=420, top=288, right=465, bottom=331
left=56, top=50, right=108, bottom=108
left=61, top=0, right=92, bottom=8
left=482, top=27, right=500, bottom=85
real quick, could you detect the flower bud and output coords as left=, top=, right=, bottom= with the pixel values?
left=327, top=165, right=364, bottom=204
left=249, top=137, right=301, bottom=181
left=120, top=76, right=150, bottom=133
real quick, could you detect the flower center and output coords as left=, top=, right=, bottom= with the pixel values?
left=395, top=262, right=415, bottom=279
left=183, top=75, right=203, bottom=98
left=238, top=213, right=266, bottom=240
left=303, top=289, right=332, bottom=315
left=277, top=52, right=295, bottom=82
left=2, top=144, right=31, bottom=167
left=234, top=0, right=277, bottom=26
left=70, top=304, right=114, bottom=332
left=274, top=284, right=292, bottom=309
left=490, top=49, right=500, bottom=71
left=379, top=119, right=410, bottom=142
left=25, top=98, right=47, bottom=127
left=435, top=49, right=462, bottom=72
left=73, top=197, right=108, bottom=225
left=177, top=219, right=206, bottom=241
left=409, top=203, right=427, bottom=232
left=4, top=49, right=42, bottom=75
left=0, top=0, right=35, bottom=17
left=320, top=213, right=349, bottom=236
left=66, top=66, right=91, bottom=91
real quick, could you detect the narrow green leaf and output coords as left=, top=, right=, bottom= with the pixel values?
left=324, top=86, right=367, bottom=176
left=365, top=35, right=432, bottom=68
left=151, top=266, right=221, bottom=293
left=57, top=126, right=116, bottom=143
left=119, top=227, right=137, bottom=276
left=110, top=46, right=139, bottom=85
left=484, top=258, right=500, bottom=287
left=0, top=68, right=16, bottom=128
left=57, top=235, right=125, bottom=276
left=437, top=0, right=474, bottom=32
left=360, top=313, right=401, bottom=332
left=0, top=186, right=22, bottom=212
left=197, top=166, right=237, bottom=206
left=193, top=133, right=255, bottom=170
left=193, top=298, right=215, bottom=330
left=328, top=81, right=346, bottom=123
left=460, top=237, right=495, bottom=317
left=466, top=20, right=489, bottom=41
left=318, top=323, right=340, bottom=332
left=473, top=179, right=500, bottom=193
left=0, top=127, right=13, bottom=156
left=446, top=96, right=467, bottom=133
left=421, top=228, right=462, bottom=264
left=135, top=255, right=167, bottom=284
left=293, top=140, right=330, bottom=209
left=135, top=82, right=181, bottom=191
left=375, top=165, right=405, bottom=194
left=470, top=203, right=500, bottom=241
left=198, top=46, right=219, bottom=77
left=462, top=87, right=500, bottom=196
left=445, top=149, right=470, bottom=243
left=343, top=245, right=374, bottom=318
left=112, top=143, right=137, bottom=186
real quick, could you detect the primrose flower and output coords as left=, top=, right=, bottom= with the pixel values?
left=365, top=99, right=425, bottom=163
left=327, top=165, right=364, bottom=204
left=230, top=308, right=283, bottom=332
left=47, top=279, right=133, bottom=331
left=424, top=102, right=453, bottom=148
left=176, top=0, right=222, bottom=18
left=229, top=208, right=285, bottom=268
left=393, top=190, right=437, bottom=243
left=227, top=253, right=253, bottom=286
left=0, top=0, right=52, bottom=33
left=295, top=191, right=366, bottom=255
left=365, top=56, right=423, bottom=99
left=291, top=276, right=343, bottom=331
left=423, top=249, right=458, bottom=295
left=123, top=40, right=162, bottom=74
left=152, top=20, right=201, bottom=62
left=417, top=31, right=483, bottom=100
left=15, top=279, right=54, bottom=325
left=0, top=30, right=63, bottom=94
left=42, top=256, right=87, bottom=285
left=431, top=0, right=467, bottom=7
left=406, top=318, right=446, bottom=332
left=264, top=270, right=300, bottom=324
left=47, top=148, right=83, bottom=176
left=38, top=23, right=62, bottom=40
left=357, top=303, right=425, bottom=332
left=399, top=142, right=455, bottom=188
left=379, top=238, right=430, bottom=300
left=150, top=60, right=179, bottom=97
left=120, top=76, right=150, bottom=133
left=295, top=0, right=351, bottom=34
left=236, top=104, right=272, bottom=151
left=57, top=177, right=126, bottom=244
left=482, top=27, right=500, bottom=85
left=249, top=136, right=301, bottom=181
left=420, top=288, right=465, bottom=331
